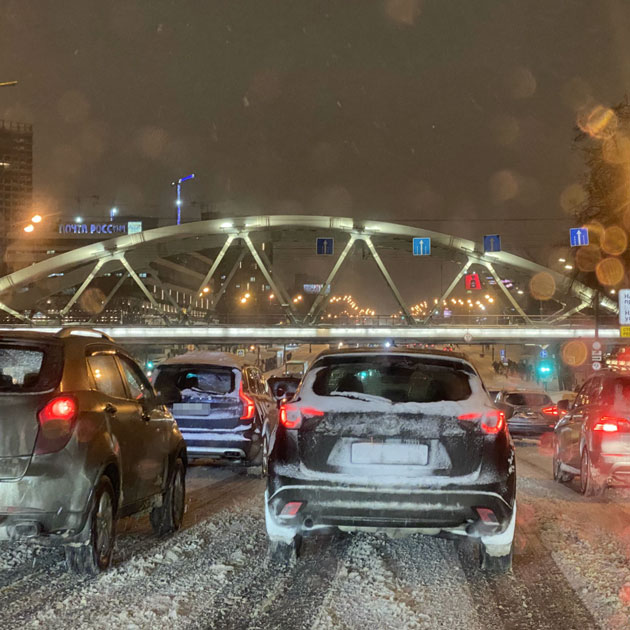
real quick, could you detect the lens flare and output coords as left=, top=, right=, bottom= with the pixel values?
left=578, top=105, right=618, bottom=139
left=529, top=272, right=556, bottom=301
left=584, top=221, right=605, bottom=246
left=575, top=244, right=602, bottom=272
left=596, top=257, right=625, bottom=286
left=602, top=226, right=628, bottom=256
left=562, top=340, right=588, bottom=367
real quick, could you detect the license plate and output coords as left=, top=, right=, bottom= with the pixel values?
left=351, top=442, right=429, bottom=465
left=173, top=402, right=211, bottom=415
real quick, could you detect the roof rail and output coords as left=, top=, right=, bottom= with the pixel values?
left=56, top=327, right=115, bottom=342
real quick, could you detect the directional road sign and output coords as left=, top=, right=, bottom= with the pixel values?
left=412, top=237, right=431, bottom=256
left=570, top=227, right=589, bottom=247
left=483, top=234, right=501, bottom=253
left=316, top=237, right=334, bottom=255
left=539, top=349, right=548, bottom=359
left=619, top=289, right=630, bottom=325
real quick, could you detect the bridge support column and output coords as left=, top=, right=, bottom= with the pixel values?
left=307, top=235, right=358, bottom=324
left=196, top=235, right=235, bottom=294
left=242, top=233, right=298, bottom=324
left=482, top=261, right=532, bottom=324
left=88, top=273, right=129, bottom=324
left=60, top=259, right=108, bottom=317
left=549, top=301, right=589, bottom=323
left=361, top=235, right=416, bottom=325
left=209, top=249, right=247, bottom=312
left=119, top=255, right=171, bottom=324
left=423, top=259, right=473, bottom=324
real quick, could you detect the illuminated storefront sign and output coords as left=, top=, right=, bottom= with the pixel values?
left=57, top=221, right=143, bottom=237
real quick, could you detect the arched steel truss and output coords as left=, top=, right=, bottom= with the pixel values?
left=0, top=215, right=616, bottom=325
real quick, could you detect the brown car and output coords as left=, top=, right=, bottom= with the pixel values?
left=0, top=328, right=187, bottom=574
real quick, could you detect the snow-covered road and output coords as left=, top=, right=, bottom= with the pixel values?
left=1, top=445, right=629, bottom=629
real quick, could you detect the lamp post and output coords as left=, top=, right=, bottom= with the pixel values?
left=172, top=173, right=195, bottom=225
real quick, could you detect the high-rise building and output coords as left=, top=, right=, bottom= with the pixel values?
left=0, top=120, right=33, bottom=270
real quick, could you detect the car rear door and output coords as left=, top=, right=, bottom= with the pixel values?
left=87, top=352, right=144, bottom=506
left=116, top=353, right=168, bottom=500
left=295, top=355, right=487, bottom=480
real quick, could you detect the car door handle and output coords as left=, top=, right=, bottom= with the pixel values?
left=104, top=403, right=117, bottom=415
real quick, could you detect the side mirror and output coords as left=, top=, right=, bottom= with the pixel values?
left=557, top=399, right=571, bottom=413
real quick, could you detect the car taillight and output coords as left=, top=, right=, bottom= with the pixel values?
left=239, top=382, right=256, bottom=421
left=458, top=410, right=506, bottom=434
left=35, top=395, right=78, bottom=455
left=594, top=415, right=625, bottom=432
left=279, top=403, right=324, bottom=429
left=542, top=405, right=559, bottom=416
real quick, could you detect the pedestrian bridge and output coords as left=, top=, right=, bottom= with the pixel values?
left=0, top=215, right=617, bottom=326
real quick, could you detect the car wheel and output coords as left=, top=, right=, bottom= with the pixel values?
left=269, top=535, right=302, bottom=564
left=553, top=443, right=573, bottom=483
left=580, top=448, right=605, bottom=496
left=480, top=543, right=513, bottom=574
left=150, top=458, right=186, bottom=536
left=65, top=476, right=116, bottom=575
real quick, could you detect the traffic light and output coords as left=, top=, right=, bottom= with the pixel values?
left=537, top=360, right=553, bottom=378
left=146, top=360, right=154, bottom=370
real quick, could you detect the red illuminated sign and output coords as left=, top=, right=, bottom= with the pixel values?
left=465, top=273, right=482, bottom=290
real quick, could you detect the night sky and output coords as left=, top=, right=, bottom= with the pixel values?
left=2, top=0, right=630, bottom=267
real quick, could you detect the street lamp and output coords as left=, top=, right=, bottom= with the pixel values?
left=171, top=173, right=195, bottom=225
left=0, top=81, right=18, bottom=88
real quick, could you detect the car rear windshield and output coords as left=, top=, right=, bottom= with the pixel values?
left=153, top=365, right=236, bottom=404
left=505, top=393, right=552, bottom=407
left=311, top=355, right=473, bottom=403
left=0, top=342, right=63, bottom=392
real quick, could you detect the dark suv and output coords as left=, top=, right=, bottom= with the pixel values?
left=0, top=329, right=187, bottom=574
left=266, top=349, right=516, bottom=573
left=153, top=351, right=277, bottom=469
left=554, top=371, right=630, bottom=495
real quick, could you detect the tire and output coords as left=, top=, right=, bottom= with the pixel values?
left=580, top=449, right=605, bottom=497
left=269, top=535, right=302, bottom=564
left=480, top=543, right=513, bottom=574
left=150, top=458, right=186, bottom=536
left=553, top=444, right=573, bottom=483
left=65, top=476, right=116, bottom=575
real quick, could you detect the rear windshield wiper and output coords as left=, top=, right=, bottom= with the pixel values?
left=329, top=391, right=392, bottom=404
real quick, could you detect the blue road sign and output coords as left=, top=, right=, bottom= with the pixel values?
left=540, top=349, right=548, bottom=359
left=570, top=227, right=589, bottom=247
left=316, top=237, right=334, bottom=255
left=500, top=349, right=506, bottom=359
left=483, top=234, right=501, bottom=253
left=412, top=237, right=431, bottom=256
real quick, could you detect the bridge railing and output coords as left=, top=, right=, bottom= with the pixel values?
left=5, top=311, right=619, bottom=329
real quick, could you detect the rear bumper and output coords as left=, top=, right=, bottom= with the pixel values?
left=0, top=451, right=93, bottom=543
left=593, top=452, right=630, bottom=484
left=266, top=473, right=514, bottom=540
left=182, top=431, right=261, bottom=461
left=508, top=420, right=554, bottom=437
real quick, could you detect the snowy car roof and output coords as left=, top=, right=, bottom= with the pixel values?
left=312, top=347, right=473, bottom=364
left=158, top=351, right=249, bottom=370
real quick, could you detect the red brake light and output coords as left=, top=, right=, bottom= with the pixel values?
left=594, top=416, right=624, bottom=432
left=542, top=405, right=559, bottom=416
left=239, top=382, right=256, bottom=421
left=279, top=403, right=324, bottom=429
left=458, top=410, right=505, bottom=434
left=35, top=395, right=78, bottom=455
